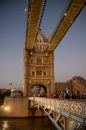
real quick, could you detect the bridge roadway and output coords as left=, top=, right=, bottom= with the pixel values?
left=29, top=97, right=86, bottom=130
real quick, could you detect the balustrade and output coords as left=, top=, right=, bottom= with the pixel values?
left=29, top=97, right=86, bottom=127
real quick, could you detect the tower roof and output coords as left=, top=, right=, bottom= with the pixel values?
left=37, top=29, right=48, bottom=42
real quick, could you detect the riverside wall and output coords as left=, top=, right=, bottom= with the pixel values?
left=0, top=97, right=46, bottom=117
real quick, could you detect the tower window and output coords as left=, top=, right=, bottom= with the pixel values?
left=36, top=67, right=42, bottom=76
left=32, top=72, right=35, bottom=76
left=40, top=45, right=42, bottom=49
left=36, top=70, right=42, bottom=75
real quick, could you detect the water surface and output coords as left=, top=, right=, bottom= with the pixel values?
left=0, top=117, right=57, bottom=130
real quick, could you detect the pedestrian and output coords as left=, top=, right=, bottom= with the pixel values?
left=71, top=91, right=77, bottom=99
left=58, top=91, right=64, bottom=99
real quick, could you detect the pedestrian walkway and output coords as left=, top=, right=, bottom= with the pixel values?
left=29, top=97, right=86, bottom=130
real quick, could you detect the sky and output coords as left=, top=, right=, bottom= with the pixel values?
left=0, top=0, right=86, bottom=89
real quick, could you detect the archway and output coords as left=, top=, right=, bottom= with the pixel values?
left=31, top=85, right=47, bottom=97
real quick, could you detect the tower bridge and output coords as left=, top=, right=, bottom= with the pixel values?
left=0, top=0, right=86, bottom=129
left=23, top=0, right=86, bottom=97
left=22, top=0, right=86, bottom=129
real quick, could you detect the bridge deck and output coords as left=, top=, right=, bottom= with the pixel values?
left=29, top=97, right=86, bottom=128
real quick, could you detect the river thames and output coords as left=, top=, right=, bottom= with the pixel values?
left=0, top=117, right=57, bottom=130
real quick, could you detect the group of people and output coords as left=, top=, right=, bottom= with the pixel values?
left=50, top=90, right=86, bottom=100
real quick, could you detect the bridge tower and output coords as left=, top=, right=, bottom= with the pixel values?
left=23, top=29, right=55, bottom=97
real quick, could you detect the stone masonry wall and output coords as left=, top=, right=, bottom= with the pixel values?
left=0, top=97, right=46, bottom=117
left=0, top=97, right=29, bottom=117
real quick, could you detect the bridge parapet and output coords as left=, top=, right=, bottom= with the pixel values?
left=29, top=97, right=86, bottom=127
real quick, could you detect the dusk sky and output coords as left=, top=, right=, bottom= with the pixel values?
left=0, top=0, right=86, bottom=89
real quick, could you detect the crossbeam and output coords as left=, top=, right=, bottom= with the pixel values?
left=46, top=0, right=86, bottom=52
left=25, top=0, right=46, bottom=50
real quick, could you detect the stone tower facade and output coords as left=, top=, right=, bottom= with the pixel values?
left=23, top=29, right=55, bottom=97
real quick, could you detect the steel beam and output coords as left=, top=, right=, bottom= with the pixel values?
left=46, top=0, right=86, bottom=52
left=25, top=0, right=47, bottom=50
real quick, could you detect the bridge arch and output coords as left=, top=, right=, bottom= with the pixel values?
left=28, top=83, right=51, bottom=97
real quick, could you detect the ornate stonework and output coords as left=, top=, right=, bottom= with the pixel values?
left=23, top=29, right=55, bottom=97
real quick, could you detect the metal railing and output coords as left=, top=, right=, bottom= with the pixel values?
left=29, top=97, right=86, bottom=127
